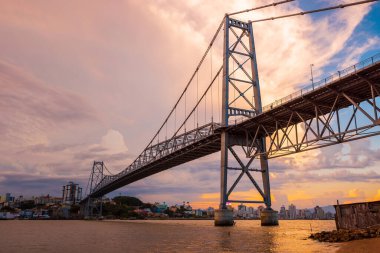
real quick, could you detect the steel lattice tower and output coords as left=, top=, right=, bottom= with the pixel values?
left=215, top=15, right=278, bottom=225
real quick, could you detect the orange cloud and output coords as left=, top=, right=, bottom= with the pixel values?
left=200, top=192, right=219, bottom=200
left=347, top=189, right=360, bottom=198
left=199, top=190, right=274, bottom=207
left=287, top=191, right=312, bottom=202
left=366, top=189, right=380, bottom=202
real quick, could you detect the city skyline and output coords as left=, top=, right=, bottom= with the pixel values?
left=0, top=189, right=337, bottom=220
left=1, top=0, right=380, bottom=210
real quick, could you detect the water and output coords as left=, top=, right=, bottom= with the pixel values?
left=0, top=220, right=340, bottom=252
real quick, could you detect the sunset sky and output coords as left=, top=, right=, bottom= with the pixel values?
left=1, top=0, right=380, bottom=210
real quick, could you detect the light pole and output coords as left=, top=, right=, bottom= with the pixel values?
left=310, top=64, right=314, bottom=90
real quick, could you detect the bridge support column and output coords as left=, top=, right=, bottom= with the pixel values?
left=215, top=15, right=278, bottom=226
left=215, top=131, right=234, bottom=226
left=261, top=209, right=279, bottom=226
left=215, top=208, right=234, bottom=226
left=82, top=161, right=104, bottom=219
left=259, top=139, right=278, bottom=226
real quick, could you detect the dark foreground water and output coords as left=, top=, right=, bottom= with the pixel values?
left=0, top=220, right=340, bottom=252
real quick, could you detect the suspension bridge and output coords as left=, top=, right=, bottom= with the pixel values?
left=81, top=0, right=380, bottom=226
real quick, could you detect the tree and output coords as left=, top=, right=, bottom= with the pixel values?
left=112, top=196, right=143, bottom=207
left=0, top=206, right=15, bottom=212
left=20, top=200, right=35, bottom=210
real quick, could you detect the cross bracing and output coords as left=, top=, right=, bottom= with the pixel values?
left=231, top=54, right=380, bottom=159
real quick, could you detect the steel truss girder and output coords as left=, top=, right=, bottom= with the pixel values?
left=92, top=123, right=219, bottom=193
left=243, top=78, right=380, bottom=159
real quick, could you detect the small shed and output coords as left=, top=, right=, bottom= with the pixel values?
left=334, top=200, right=380, bottom=230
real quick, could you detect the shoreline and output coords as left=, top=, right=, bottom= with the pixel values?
left=337, top=237, right=380, bottom=253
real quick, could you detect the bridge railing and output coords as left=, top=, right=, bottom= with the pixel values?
left=262, top=53, right=380, bottom=112
left=92, top=122, right=220, bottom=193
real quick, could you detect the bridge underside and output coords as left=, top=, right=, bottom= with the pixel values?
left=84, top=60, right=380, bottom=202
left=231, top=61, right=380, bottom=158
left=89, top=134, right=221, bottom=198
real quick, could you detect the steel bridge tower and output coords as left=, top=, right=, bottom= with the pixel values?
left=82, top=161, right=104, bottom=219
left=214, top=15, right=278, bottom=226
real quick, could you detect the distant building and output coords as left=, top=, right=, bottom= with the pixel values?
left=5, top=193, right=14, bottom=202
left=237, top=203, right=247, bottom=218
left=34, top=195, right=62, bottom=205
left=257, top=205, right=265, bottom=217
left=194, top=209, right=203, bottom=217
left=279, top=205, right=286, bottom=219
left=289, top=204, right=297, bottom=219
left=206, top=207, right=215, bottom=216
left=325, top=212, right=334, bottom=219
left=62, top=182, right=82, bottom=205
left=314, top=206, right=325, bottom=219
left=183, top=202, right=192, bottom=211
left=152, top=202, right=168, bottom=213
left=304, top=209, right=313, bottom=219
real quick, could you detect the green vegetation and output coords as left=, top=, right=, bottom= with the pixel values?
left=112, top=196, right=143, bottom=206
left=102, top=196, right=145, bottom=219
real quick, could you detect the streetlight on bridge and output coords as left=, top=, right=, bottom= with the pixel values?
left=310, top=64, right=314, bottom=90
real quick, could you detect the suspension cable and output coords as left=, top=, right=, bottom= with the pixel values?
left=142, top=17, right=225, bottom=151
left=174, top=107, right=176, bottom=133
left=229, top=0, right=295, bottom=16
left=104, top=164, right=114, bottom=176
left=250, top=0, right=379, bottom=23
left=211, top=47, right=214, bottom=122
left=218, top=72, right=221, bottom=123
left=172, top=66, right=223, bottom=138
left=197, top=71, right=199, bottom=126
left=205, top=84, right=207, bottom=123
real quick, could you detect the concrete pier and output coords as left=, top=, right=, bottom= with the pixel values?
left=260, top=208, right=279, bottom=226
left=214, top=209, right=234, bottom=226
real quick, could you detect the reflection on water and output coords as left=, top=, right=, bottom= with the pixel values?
left=0, top=220, right=340, bottom=252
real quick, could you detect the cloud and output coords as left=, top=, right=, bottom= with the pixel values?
left=287, top=190, right=313, bottom=202
left=347, top=188, right=364, bottom=198
left=0, top=1, right=378, bottom=209
left=0, top=60, right=97, bottom=149
left=99, top=129, right=128, bottom=154
left=367, top=189, right=380, bottom=202
left=268, top=138, right=380, bottom=172
left=0, top=128, right=133, bottom=196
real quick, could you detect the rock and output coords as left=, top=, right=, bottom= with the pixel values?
left=310, top=227, right=380, bottom=243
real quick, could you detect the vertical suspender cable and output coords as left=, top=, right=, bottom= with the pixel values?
left=211, top=46, right=214, bottom=122
left=197, top=71, right=199, bottom=127
left=218, top=72, right=221, bottom=123
left=205, top=84, right=207, bottom=124
left=174, top=107, right=176, bottom=134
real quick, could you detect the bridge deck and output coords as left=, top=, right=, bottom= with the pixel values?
left=86, top=59, right=380, bottom=199
left=230, top=61, right=380, bottom=138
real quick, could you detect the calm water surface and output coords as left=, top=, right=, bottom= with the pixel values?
left=0, top=220, right=340, bottom=252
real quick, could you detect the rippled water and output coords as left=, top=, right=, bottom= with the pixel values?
left=0, top=220, right=340, bottom=252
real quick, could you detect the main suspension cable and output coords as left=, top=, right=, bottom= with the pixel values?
left=142, top=17, right=225, bottom=150
left=229, top=0, right=295, bottom=16
left=172, top=66, right=223, bottom=138
left=250, top=0, right=379, bottom=23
